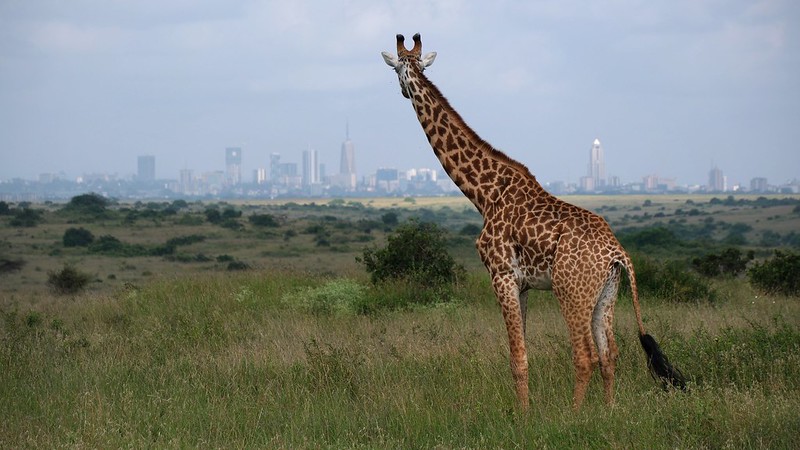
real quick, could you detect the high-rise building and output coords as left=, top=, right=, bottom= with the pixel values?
left=340, top=124, right=356, bottom=176
left=137, top=155, right=155, bottom=182
left=302, top=146, right=319, bottom=187
left=750, top=177, right=768, bottom=192
left=225, top=147, right=242, bottom=186
left=336, top=124, right=357, bottom=190
left=708, top=165, right=725, bottom=192
left=269, top=153, right=281, bottom=181
left=587, top=138, right=605, bottom=188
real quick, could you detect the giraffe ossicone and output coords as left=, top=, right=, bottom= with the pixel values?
left=382, top=33, right=686, bottom=411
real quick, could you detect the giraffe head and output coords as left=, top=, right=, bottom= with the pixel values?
left=381, top=33, right=437, bottom=99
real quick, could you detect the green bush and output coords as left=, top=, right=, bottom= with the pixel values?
left=692, top=248, right=753, bottom=278
left=63, top=227, right=95, bottom=247
left=9, top=208, right=43, bottom=227
left=459, top=223, right=482, bottom=236
left=204, top=208, right=222, bottom=224
left=747, top=250, right=800, bottom=296
left=60, top=193, right=111, bottom=220
left=358, top=219, right=464, bottom=288
left=624, top=255, right=717, bottom=303
left=249, top=214, right=280, bottom=227
left=47, top=265, right=92, bottom=295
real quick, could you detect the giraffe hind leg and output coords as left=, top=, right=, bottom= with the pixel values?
left=592, top=264, right=621, bottom=405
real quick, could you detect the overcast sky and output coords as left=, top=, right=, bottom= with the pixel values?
left=1, top=0, right=798, bottom=187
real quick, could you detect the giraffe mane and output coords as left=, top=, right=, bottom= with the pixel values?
left=414, top=66, right=539, bottom=183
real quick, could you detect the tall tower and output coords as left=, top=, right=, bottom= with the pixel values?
left=225, top=147, right=242, bottom=186
left=137, top=155, right=155, bottom=182
left=708, top=165, right=725, bottom=192
left=588, top=138, right=605, bottom=188
left=338, top=123, right=357, bottom=190
left=302, top=146, right=319, bottom=187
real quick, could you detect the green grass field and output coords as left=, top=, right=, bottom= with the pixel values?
left=1, top=194, right=799, bottom=447
left=1, top=271, right=798, bottom=448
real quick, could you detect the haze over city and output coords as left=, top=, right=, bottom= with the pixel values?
left=1, top=0, right=798, bottom=189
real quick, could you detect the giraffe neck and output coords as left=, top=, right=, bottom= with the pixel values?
left=404, top=66, right=543, bottom=214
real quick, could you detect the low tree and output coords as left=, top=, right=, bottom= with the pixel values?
left=63, top=227, right=95, bottom=247
left=358, top=219, right=464, bottom=288
left=47, top=265, right=92, bottom=295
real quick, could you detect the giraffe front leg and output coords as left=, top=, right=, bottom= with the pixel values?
left=492, top=273, right=529, bottom=411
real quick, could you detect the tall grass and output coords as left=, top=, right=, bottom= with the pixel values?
left=1, top=271, right=798, bottom=448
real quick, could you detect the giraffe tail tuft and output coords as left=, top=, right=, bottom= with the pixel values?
left=639, top=333, right=687, bottom=391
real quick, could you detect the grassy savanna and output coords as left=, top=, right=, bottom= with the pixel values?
left=1, top=193, right=799, bottom=297
left=2, top=272, right=799, bottom=448
left=1, top=194, right=800, bottom=447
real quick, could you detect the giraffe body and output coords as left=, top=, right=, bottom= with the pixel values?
left=382, top=34, right=685, bottom=410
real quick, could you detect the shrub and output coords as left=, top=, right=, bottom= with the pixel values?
left=0, top=201, right=10, bottom=215
left=381, top=212, right=399, bottom=227
left=0, top=258, right=25, bottom=274
left=63, top=227, right=95, bottom=247
left=357, top=219, right=465, bottom=289
left=624, top=255, right=717, bottom=303
left=249, top=214, right=280, bottom=227
left=459, top=223, right=482, bottom=236
left=692, top=248, right=753, bottom=278
left=227, top=261, right=250, bottom=271
left=222, top=207, right=241, bottom=219
left=47, top=265, right=92, bottom=295
left=618, top=226, right=679, bottom=250
left=747, top=251, right=800, bottom=296
left=204, top=208, right=222, bottom=224
left=88, top=235, right=149, bottom=257
left=9, top=208, right=43, bottom=227
left=61, top=193, right=111, bottom=219
left=165, top=234, right=206, bottom=247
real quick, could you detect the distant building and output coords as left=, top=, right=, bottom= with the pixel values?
left=225, top=147, right=242, bottom=186
left=302, top=147, right=320, bottom=187
left=179, top=169, right=193, bottom=195
left=137, top=155, right=155, bottom=182
left=254, top=168, right=267, bottom=185
left=708, top=165, right=725, bottom=192
left=269, top=153, right=281, bottom=181
left=750, top=177, right=768, bottom=192
left=334, top=124, right=357, bottom=190
left=375, top=168, right=400, bottom=193
left=588, top=138, right=606, bottom=188
left=579, top=176, right=595, bottom=192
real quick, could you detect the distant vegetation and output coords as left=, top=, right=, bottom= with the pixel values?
left=1, top=193, right=800, bottom=447
left=747, top=250, right=800, bottom=297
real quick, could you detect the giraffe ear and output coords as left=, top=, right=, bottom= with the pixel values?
left=421, top=52, right=437, bottom=68
left=381, top=51, right=398, bottom=68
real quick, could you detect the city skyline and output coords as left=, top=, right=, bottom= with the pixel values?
left=1, top=2, right=798, bottom=186
left=6, top=133, right=796, bottom=194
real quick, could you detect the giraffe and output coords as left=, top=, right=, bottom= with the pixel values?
left=382, top=33, right=685, bottom=410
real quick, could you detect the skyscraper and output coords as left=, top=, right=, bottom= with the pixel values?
left=137, top=155, right=155, bottom=182
left=587, top=138, right=605, bottom=188
left=340, top=124, right=356, bottom=175
left=302, top=146, right=319, bottom=187
left=708, top=165, right=725, bottom=192
left=225, top=147, right=242, bottom=186
left=337, top=123, right=357, bottom=190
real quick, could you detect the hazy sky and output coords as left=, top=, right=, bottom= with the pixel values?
left=1, top=0, right=798, bottom=187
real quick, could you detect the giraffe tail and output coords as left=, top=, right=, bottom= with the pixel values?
left=620, top=253, right=688, bottom=391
